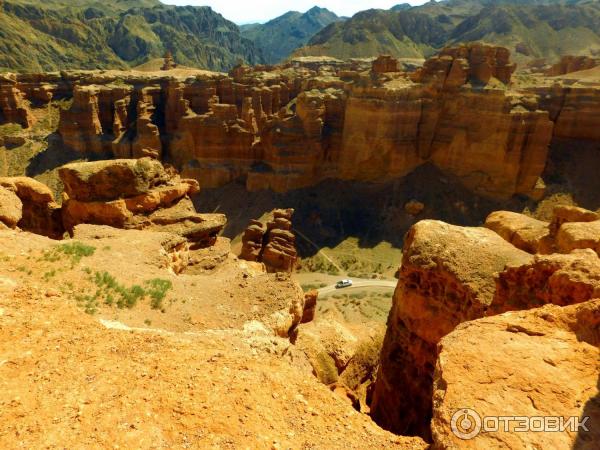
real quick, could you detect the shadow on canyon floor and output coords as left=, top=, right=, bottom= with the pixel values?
left=26, top=134, right=107, bottom=178
left=543, top=139, right=600, bottom=211
left=195, top=164, right=524, bottom=258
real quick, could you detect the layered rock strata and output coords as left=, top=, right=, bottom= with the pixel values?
left=372, top=217, right=600, bottom=438
left=4, top=43, right=599, bottom=200
left=240, top=208, right=297, bottom=272
left=59, top=158, right=225, bottom=249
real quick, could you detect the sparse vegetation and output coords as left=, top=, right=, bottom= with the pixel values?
left=301, top=282, right=327, bottom=292
left=145, top=278, right=173, bottom=310
left=41, top=242, right=96, bottom=267
left=76, top=271, right=173, bottom=314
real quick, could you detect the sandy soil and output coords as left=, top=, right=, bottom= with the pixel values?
left=0, top=227, right=427, bottom=449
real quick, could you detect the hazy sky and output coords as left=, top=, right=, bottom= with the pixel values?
left=162, top=1, right=429, bottom=24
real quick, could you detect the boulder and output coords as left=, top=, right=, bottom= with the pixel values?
left=0, top=177, right=64, bottom=239
left=484, top=210, right=552, bottom=253
left=371, top=220, right=531, bottom=438
left=0, top=186, right=22, bottom=228
left=59, top=159, right=224, bottom=250
left=432, top=300, right=600, bottom=449
left=59, top=158, right=170, bottom=202
left=556, top=220, right=600, bottom=255
left=550, top=205, right=599, bottom=235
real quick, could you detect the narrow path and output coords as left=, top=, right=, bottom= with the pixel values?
left=318, top=279, right=397, bottom=296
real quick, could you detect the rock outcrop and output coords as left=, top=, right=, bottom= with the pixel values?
left=0, top=177, right=64, bottom=239
left=58, top=85, right=105, bottom=154
left=372, top=217, right=600, bottom=439
left=485, top=210, right=553, bottom=254
left=370, top=221, right=531, bottom=438
left=432, top=299, right=600, bottom=449
left=0, top=45, right=543, bottom=200
left=547, top=55, right=600, bottom=76
left=414, top=43, right=516, bottom=87
left=0, top=75, right=35, bottom=128
left=59, top=158, right=225, bottom=249
left=372, top=55, right=400, bottom=74
left=240, top=208, right=297, bottom=272
left=485, top=206, right=600, bottom=256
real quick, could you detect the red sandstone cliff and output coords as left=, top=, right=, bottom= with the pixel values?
left=371, top=213, right=600, bottom=442
left=1, top=44, right=600, bottom=201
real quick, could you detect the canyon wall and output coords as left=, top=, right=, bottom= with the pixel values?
left=371, top=207, right=600, bottom=441
left=1, top=44, right=599, bottom=201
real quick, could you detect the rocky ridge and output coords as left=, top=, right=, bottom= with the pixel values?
left=3, top=43, right=600, bottom=201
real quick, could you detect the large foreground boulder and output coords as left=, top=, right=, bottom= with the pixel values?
left=371, top=218, right=600, bottom=439
left=370, top=221, right=531, bottom=438
left=432, top=299, right=600, bottom=449
left=0, top=177, right=64, bottom=239
left=59, top=158, right=225, bottom=249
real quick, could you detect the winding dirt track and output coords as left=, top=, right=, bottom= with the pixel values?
left=318, top=279, right=397, bottom=296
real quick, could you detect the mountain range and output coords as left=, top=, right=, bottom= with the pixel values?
left=295, top=0, right=600, bottom=63
left=0, top=0, right=599, bottom=73
left=0, top=0, right=260, bottom=72
left=240, top=6, right=342, bottom=64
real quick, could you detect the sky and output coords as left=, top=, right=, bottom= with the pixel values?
left=162, top=1, right=430, bottom=24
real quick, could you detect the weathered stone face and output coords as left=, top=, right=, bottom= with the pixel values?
left=240, top=208, right=297, bottom=272
left=372, top=216, right=600, bottom=440
left=58, top=158, right=225, bottom=249
left=2, top=44, right=592, bottom=201
left=370, top=221, right=532, bottom=438
left=59, top=158, right=170, bottom=202
left=432, top=299, right=600, bottom=449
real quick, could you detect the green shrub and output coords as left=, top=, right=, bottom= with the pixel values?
left=145, top=278, right=172, bottom=310
left=88, top=271, right=172, bottom=310
left=42, top=241, right=96, bottom=266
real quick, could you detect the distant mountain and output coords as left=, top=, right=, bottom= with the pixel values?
left=241, top=7, right=342, bottom=64
left=294, top=8, right=447, bottom=60
left=0, top=0, right=262, bottom=72
left=294, top=0, right=600, bottom=63
left=390, top=4, right=413, bottom=12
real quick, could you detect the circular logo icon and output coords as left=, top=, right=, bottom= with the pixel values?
left=451, top=408, right=482, bottom=440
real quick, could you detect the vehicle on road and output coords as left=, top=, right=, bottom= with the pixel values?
left=335, top=279, right=353, bottom=289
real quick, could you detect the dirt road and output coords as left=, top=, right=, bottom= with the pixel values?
left=318, top=278, right=397, bottom=296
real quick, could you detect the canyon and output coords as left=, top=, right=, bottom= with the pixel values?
left=1, top=42, right=600, bottom=449
left=1, top=43, right=599, bottom=204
